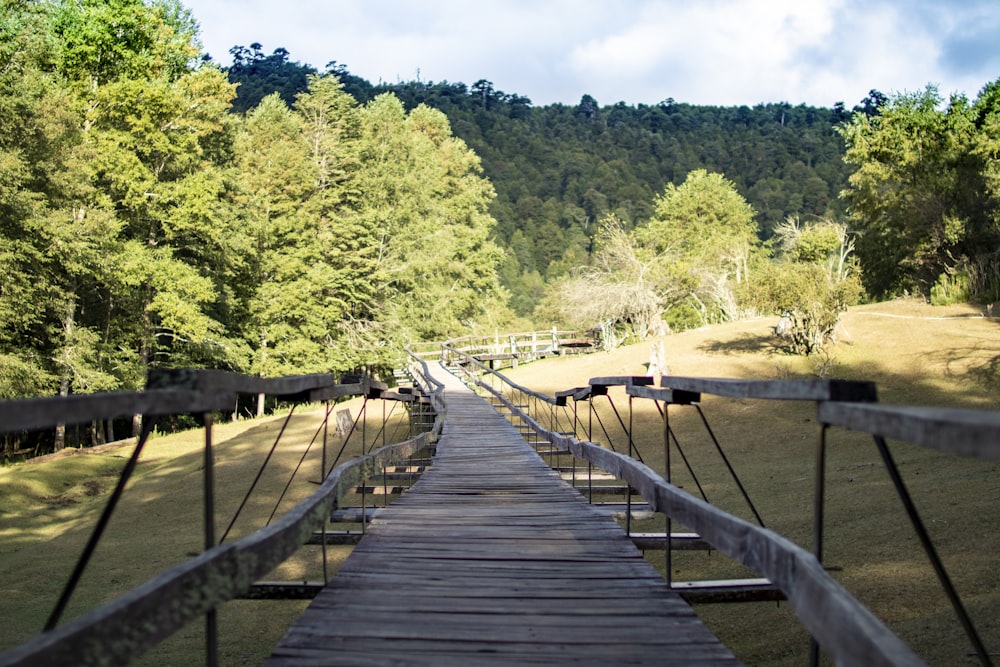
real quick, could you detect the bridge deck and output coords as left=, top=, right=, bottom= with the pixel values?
left=266, top=365, right=740, bottom=666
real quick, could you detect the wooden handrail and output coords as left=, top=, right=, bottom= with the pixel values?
left=0, top=363, right=446, bottom=666
left=818, top=402, right=1000, bottom=462
left=0, top=433, right=435, bottom=666
left=442, top=343, right=559, bottom=405
left=471, top=372, right=926, bottom=666
left=0, top=370, right=381, bottom=436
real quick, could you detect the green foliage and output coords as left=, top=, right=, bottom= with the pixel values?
left=929, top=270, right=970, bottom=306
left=743, top=261, right=862, bottom=355
left=226, top=44, right=317, bottom=113
left=839, top=83, right=1000, bottom=300
left=0, top=3, right=508, bottom=428
left=216, top=52, right=855, bottom=316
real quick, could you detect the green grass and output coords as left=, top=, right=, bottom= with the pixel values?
left=2, top=298, right=998, bottom=665
left=0, top=397, right=409, bottom=665
left=504, top=298, right=1000, bottom=666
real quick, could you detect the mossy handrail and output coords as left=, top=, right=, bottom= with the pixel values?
left=0, top=358, right=444, bottom=667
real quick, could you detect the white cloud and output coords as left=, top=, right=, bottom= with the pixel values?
left=183, top=0, right=1000, bottom=108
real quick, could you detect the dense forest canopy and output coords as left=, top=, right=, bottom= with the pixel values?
left=220, top=44, right=862, bottom=314
left=0, top=1, right=504, bottom=430
left=3, top=2, right=1000, bottom=454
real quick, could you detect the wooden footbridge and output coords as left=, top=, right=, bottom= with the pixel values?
left=0, top=345, right=997, bottom=666
left=267, top=367, right=738, bottom=665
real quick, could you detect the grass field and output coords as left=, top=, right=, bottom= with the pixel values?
left=1, top=298, right=997, bottom=665
left=502, top=298, right=999, bottom=666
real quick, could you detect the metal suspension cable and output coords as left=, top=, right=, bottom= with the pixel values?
left=46, top=421, right=156, bottom=631
left=652, top=401, right=710, bottom=503
left=589, top=402, right=619, bottom=453
left=265, top=402, right=337, bottom=527
left=605, top=394, right=645, bottom=464
left=220, top=404, right=297, bottom=543
left=693, top=404, right=765, bottom=527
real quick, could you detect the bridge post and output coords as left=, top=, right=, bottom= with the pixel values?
left=202, top=412, right=218, bottom=667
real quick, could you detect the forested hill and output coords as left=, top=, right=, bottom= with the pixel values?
left=225, top=46, right=861, bottom=313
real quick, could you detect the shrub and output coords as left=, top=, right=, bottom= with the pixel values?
left=930, top=270, right=970, bottom=306
left=742, top=262, right=862, bottom=355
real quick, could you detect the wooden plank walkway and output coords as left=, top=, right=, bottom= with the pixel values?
left=266, top=365, right=740, bottom=666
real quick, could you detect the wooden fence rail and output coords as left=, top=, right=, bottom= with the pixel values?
left=444, top=342, right=997, bottom=666
left=0, top=360, right=444, bottom=667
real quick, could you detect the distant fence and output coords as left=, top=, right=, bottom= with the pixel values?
left=0, top=357, right=444, bottom=667
left=443, top=343, right=998, bottom=666
left=409, top=327, right=602, bottom=367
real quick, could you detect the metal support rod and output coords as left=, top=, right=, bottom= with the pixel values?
left=571, top=401, right=579, bottom=487
left=588, top=400, right=594, bottom=503
left=382, top=400, right=387, bottom=505
left=810, top=423, right=829, bottom=667
left=361, top=400, right=368, bottom=534
left=693, top=404, right=765, bottom=527
left=605, top=394, right=643, bottom=463
left=873, top=435, right=991, bottom=666
left=322, top=400, right=330, bottom=482
left=626, top=395, right=633, bottom=535
left=45, top=419, right=156, bottom=631
left=663, top=400, right=672, bottom=586
left=221, top=404, right=297, bottom=543
left=813, top=424, right=828, bottom=562
left=203, top=413, right=217, bottom=667
left=322, top=401, right=330, bottom=584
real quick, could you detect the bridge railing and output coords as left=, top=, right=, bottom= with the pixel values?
left=0, top=355, right=444, bottom=667
left=444, top=343, right=997, bottom=666
left=408, top=328, right=602, bottom=367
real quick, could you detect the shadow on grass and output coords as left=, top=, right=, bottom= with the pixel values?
left=697, top=332, right=779, bottom=355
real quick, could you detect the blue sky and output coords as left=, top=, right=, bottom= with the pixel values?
left=182, top=0, right=1000, bottom=108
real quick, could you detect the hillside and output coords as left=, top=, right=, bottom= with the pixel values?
left=509, top=298, right=1000, bottom=410
left=1, top=299, right=996, bottom=665
left=504, top=298, right=999, bottom=666
left=222, top=47, right=858, bottom=314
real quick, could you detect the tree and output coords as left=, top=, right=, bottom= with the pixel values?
left=839, top=85, right=996, bottom=298
left=226, top=43, right=317, bottom=113
left=637, top=169, right=761, bottom=326
left=755, top=216, right=863, bottom=354
left=351, top=96, right=506, bottom=345
left=229, top=93, right=323, bottom=384
left=538, top=215, right=665, bottom=338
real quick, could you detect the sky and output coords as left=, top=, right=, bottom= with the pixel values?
left=182, top=0, right=1000, bottom=109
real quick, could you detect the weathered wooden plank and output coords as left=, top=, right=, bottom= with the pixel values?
left=0, top=430, right=437, bottom=667
left=660, top=375, right=878, bottom=402
left=267, top=365, right=740, bottom=666
left=817, top=401, right=1000, bottom=461
left=627, top=384, right=701, bottom=404
left=589, top=375, right=655, bottom=389
left=0, top=389, right=236, bottom=435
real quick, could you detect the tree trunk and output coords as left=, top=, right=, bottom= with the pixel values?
left=54, top=374, right=69, bottom=452
left=257, top=332, right=267, bottom=417
left=54, top=296, right=75, bottom=452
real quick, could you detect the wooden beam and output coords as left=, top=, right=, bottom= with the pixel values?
left=627, top=385, right=700, bottom=404
left=0, top=390, right=236, bottom=435
left=660, top=376, right=878, bottom=402
left=818, top=402, right=1000, bottom=462
left=588, top=376, right=654, bottom=389
left=241, top=582, right=324, bottom=600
